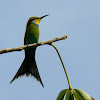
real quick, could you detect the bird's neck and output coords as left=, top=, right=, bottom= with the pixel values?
left=31, top=21, right=39, bottom=26
left=31, top=20, right=39, bottom=27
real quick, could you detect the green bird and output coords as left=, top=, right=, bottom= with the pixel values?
left=10, top=15, right=49, bottom=87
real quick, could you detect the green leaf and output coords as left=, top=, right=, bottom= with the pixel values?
left=56, top=89, right=68, bottom=100
left=74, top=89, right=94, bottom=100
left=65, top=90, right=74, bottom=100
left=69, top=92, right=74, bottom=100
left=65, top=90, right=71, bottom=100
left=73, top=89, right=82, bottom=100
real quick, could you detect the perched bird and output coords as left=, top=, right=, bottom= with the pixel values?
left=10, top=15, right=49, bottom=87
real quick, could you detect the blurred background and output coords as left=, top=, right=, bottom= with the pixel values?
left=0, top=0, right=99, bottom=99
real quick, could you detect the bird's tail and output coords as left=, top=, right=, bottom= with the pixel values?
left=10, top=58, right=44, bottom=87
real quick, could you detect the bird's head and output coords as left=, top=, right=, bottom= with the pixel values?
left=27, top=14, right=49, bottom=26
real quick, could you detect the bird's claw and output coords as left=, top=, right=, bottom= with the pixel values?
left=27, top=44, right=29, bottom=48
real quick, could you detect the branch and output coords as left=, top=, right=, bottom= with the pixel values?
left=0, top=34, right=67, bottom=54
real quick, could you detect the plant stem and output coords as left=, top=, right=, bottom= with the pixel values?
left=50, top=43, right=72, bottom=90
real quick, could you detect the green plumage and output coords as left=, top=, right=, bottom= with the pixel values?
left=10, top=15, right=49, bottom=87
left=24, top=18, right=39, bottom=58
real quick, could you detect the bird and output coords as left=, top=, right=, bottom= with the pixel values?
left=10, top=14, right=49, bottom=87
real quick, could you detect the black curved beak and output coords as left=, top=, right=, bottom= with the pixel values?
left=40, top=14, right=50, bottom=19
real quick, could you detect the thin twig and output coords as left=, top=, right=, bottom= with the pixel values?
left=0, top=35, right=67, bottom=54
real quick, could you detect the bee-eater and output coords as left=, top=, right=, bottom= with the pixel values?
left=10, top=15, right=49, bottom=87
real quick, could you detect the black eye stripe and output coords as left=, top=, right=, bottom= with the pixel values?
left=34, top=18, right=39, bottom=20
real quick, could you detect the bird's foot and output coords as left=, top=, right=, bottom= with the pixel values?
left=27, top=44, right=29, bottom=48
left=41, top=41, right=45, bottom=45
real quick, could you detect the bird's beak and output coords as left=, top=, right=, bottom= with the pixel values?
left=40, top=14, right=50, bottom=19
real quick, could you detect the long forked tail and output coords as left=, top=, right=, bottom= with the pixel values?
left=10, top=58, right=44, bottom=87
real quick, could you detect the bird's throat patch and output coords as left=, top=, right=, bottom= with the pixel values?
left=34, top=19, right=41, bottom=25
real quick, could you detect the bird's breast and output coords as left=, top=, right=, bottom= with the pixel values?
left=25, top=24, right=39, bottom=45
